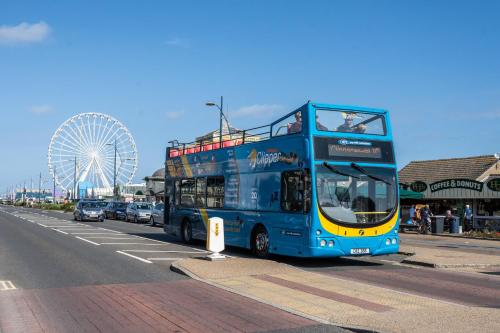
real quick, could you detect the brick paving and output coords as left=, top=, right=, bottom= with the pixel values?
left=0, top=280, right=314, bottom=333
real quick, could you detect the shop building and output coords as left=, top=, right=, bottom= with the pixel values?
left=398, top=155, right=500, bottom=229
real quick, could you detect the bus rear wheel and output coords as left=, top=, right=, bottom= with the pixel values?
left=181, top=220, right=193, bottom=243
left=252, top=226, right=269, bottom=258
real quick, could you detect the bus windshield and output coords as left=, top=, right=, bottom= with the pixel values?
left=316, top=164, right=397, bottom=225
left=315, top=109, right=386, bottom=135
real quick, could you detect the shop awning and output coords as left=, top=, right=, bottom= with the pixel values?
left=399, top=188, right=424, bottom=200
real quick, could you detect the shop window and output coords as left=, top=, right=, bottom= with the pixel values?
left=207, top=177, right=224, bottom=208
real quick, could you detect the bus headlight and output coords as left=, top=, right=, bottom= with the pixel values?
left=385, top=238, right=391, bottom=246
left=316, top=230, right=321, bottom=236
left=328, top=240, right=334, bottom=247
left=391, top=238, right=397, bottom=245
left=320, top=240, right=327, bottom=247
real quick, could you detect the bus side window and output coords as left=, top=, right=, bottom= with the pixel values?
left=174, top=180, right=180, bottom=206
left=180, top=178, right=195, bottom=207
left=281, top=170, right=305, bottom=212
left=207, top=176, right=224, bottom=208
left=196, top=177, right=207, bottom=207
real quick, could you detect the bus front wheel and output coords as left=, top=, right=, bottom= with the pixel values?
left=181, top=220, right=193, bottom=243
left=252, top=225, right=269, bottom=258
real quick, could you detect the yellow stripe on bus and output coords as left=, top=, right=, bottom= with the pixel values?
left=200, top=208, right=209, bottom=227
left=317, top=206, right=399, bottom=237
left=180, top=155, right=193, bottom=177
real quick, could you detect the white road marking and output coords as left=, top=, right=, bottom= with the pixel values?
left=41, top=226, right=90, bottom=228
left=37, top=223, right=48, bottom=227
left=147, top=258, right=185, bottom=261
left=0, top=281, right=16, bottom=291
left=123, top=250, right=207, bottom=254
left=71, top=232, right=124, bottom=235
left=97, top=228, right=123, bottom=233
left=116, top=251, right=152, bottom=263
left=54, top=229, right=68, bottom=235
left=100, top=243, right=166, bottom=245
left=75, top=236, right=100, bottom=245
left=84, top=237, right=138, bottom=240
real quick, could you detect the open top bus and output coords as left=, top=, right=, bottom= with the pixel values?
left=163, top=101, right=399, bottom=258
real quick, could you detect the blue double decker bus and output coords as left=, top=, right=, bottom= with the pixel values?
left=163, top=101, right=399, bottom=258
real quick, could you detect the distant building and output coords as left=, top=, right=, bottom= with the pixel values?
left=121, top=183, right=147, bottom=202
left=145, top=168, right=164, bottom=202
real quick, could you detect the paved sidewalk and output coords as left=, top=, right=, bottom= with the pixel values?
left=399, top=244, right=500, bottom=268
left=172, top=257, right=499, bottom=333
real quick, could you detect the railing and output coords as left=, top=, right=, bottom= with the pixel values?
left=472, top=215, right=500, bottom=232
left=168, top=124, right=272, bottom=158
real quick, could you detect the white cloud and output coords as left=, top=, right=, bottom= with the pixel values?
left=165, top=37, right=190, bottom=48
left=30, top=105, right=53, bottom=114
left=231, top=104, right=286, bottom=118
left=0, top=21, right=51, bottom=44
left=165, top=111, right=184, bottom=120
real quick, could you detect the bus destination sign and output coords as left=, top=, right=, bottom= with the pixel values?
left=314, top=137, right=394, bottom=163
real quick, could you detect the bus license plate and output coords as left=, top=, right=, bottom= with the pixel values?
left=350, top=248, right=370, bottom=255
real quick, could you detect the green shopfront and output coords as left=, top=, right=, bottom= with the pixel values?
left=398, top=155, right=500, bottom=230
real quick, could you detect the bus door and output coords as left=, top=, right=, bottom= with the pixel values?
left=275, top=170, right=309, bottom=250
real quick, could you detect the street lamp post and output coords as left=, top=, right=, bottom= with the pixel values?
left=106, top=140, right=118, bottom=199
left=73, top=156, right=77, bottom=201
left=53, top=166, right=56, bottom=203
left=206, top=96, right=225, bottom=145
left=38, top=172, right=42, bottom=204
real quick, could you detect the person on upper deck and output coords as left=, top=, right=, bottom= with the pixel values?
left=287, top=112, right=302, bottom=134
left=336, top=113, right=367, bottom=133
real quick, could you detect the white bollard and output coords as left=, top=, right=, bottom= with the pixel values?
left=206, top=217, right=226, bottom=261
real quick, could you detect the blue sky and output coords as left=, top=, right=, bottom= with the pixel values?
left=1, top=0, right=499, bottom=192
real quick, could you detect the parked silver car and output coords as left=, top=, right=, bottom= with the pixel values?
left=126, top=202, right=152, bottom=223
left=150, top=203, right=165, bottom=226
left=74, top=200, right=106, bottom=222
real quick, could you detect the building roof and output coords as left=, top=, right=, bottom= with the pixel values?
left=398, top=155, right=498, bottom=184
left=151, top=168, right=164, bottom=178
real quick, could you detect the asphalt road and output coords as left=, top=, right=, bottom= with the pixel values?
left=0, top=206, right=349, bottom=333
left=2, top=205, right=499, bottom=332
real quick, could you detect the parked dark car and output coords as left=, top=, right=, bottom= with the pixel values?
left=73, top=200, right=107, bottom=222
left=125, top=202, right=152, bottom=223
left=104, top=201, right=128, bottom=220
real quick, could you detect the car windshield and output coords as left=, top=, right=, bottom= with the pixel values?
left=316, top=164, right=397, bottom=225
left=116, top=203, right=127, bottom=208
left=81, top=202, right=102, bottom=209
left=315, top=109, right=386, bottom=135
left=136, top=203, right=151, bottom=209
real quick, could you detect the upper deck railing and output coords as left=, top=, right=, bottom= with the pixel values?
left=167, top=102, right=389, bottom=158
left=167, top=123, right=273, bottom=158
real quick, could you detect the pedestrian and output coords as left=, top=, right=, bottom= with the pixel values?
left=419, top=205, right=432, bottom=234
left=409, top=205, right=416, bottom=225
left=444, top=209, right=453, bottom=232
left=464, top=204, right=472, bottom=232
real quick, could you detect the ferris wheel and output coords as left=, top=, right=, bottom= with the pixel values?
left=48, top=113, right=138, bottom=196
